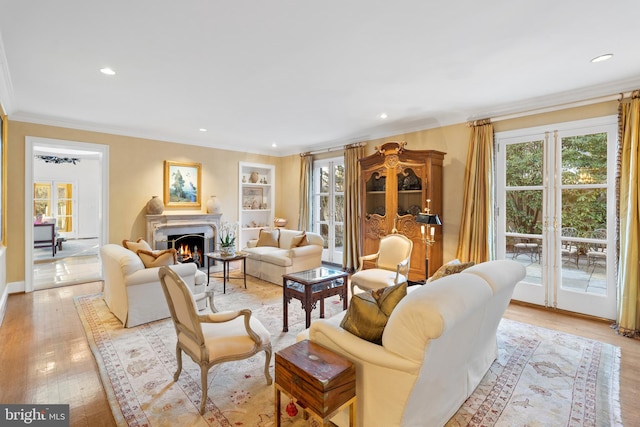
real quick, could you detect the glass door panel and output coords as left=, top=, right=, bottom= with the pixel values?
left=313, top=157, right=344, bottom=264
left=56, top=183, right=73, bottom=232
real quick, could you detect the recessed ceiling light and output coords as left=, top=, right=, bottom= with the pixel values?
left=199, top=128, right=207, bottom=132
left=379, top=113, right=388, bottom=119
left=100, top=67, right=116, bottom=75
left=591, top=54, right=613, bottom=63
left=271, top=142, right=277, bottom=148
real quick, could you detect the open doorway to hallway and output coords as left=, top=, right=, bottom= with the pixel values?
left=25, top=137, right=109, bottom=291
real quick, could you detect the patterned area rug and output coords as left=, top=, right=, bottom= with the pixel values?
left=75, top=277, right=622, bottom=427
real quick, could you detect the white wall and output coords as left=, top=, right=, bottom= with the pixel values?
left=33, top=157, right=100, bottom=238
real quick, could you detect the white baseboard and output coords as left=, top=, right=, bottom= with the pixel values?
left=8, top=281, right=25, bottom=294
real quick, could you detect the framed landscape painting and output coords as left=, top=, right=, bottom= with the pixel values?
left=164, top=161, right=202, bottom=209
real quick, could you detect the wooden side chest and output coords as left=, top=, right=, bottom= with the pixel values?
left=275, top=339, right=356, bottom=426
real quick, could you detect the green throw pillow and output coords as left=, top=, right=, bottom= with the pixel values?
left=340, top=282, right=407, bottom=344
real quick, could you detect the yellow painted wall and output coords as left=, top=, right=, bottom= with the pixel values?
left=6, top=121, right=279, bottom=284
left=4, top=100, right=618, bottom=285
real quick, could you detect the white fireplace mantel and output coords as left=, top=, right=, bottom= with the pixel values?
left=146, top=213, right=223, bottom=249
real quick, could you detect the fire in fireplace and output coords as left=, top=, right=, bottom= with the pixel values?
left=168, top=233, right=206, bottom=267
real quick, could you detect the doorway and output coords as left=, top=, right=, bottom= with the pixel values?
left=25, top=137, right=109, bottom=291
left=496, top=116, right=617, bottom=319
left=312, top=157, right=344, bottom=264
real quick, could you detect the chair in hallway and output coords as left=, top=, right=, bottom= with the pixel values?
left=158, top=266, right=272, bottom=415
left=34, top=223, right=56, bottom=257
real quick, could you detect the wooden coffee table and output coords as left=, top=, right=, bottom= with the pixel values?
left=282, top=267, right=348, bottom=332
left=204, top=251, right=248, bottom=293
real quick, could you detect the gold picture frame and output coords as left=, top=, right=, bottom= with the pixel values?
left=164, top=161, right=202, bottom=209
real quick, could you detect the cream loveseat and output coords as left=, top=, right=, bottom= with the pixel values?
left=242, top=229, right=323, bottom=285
left=298, top=260, right=526, bottom=427
left=101, top=244, right=207, bottom=327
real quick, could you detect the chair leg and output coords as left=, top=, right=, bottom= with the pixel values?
left=174, top=345, right=183, bottom=381
left=200, top=366, right=208, bottom=415
left=263, top=346, right=273, bottom=385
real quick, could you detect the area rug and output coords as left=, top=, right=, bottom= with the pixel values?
left=75, top=277, right=622, bottom=427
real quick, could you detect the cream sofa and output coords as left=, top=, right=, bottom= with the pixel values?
left=242, top=229, right=324, bottom=285
left=297, top=260, right=526, bottom=427
left=101, top=244, right=207, bottom=327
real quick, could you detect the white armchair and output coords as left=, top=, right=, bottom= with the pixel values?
left=350, top=233, right=413, bottom=295
left=100, top=244, right=207, bottom=327
left=158, top=266, right=272, bottom=415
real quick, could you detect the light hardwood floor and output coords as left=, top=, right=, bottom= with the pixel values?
left=1, top=282, right=639, bottom=426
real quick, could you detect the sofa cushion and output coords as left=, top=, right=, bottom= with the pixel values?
left=261, top=249, right=293, bottom=267
left=242, top=246, right=280, bottom=261
left=427, top=259, right=475, bottom=283
left=122, top=238, right=153, bottom=253
left=136, top=248, right=177, bottom=268
left=256, top=229, right=280, bottom=247
left=340, top=282, right=407, bottom=344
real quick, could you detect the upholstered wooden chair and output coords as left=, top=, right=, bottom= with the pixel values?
left=350, top=233, right=413, bottom=295
left=158, top=266, right=272, bottom=415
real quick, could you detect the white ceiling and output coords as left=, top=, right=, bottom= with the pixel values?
left=1, top=1, right=640, bottom=156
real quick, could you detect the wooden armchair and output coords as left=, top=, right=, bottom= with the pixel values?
left=350, top=233, right=413, bottom=295
left=158, top=266, right=272, bottom=415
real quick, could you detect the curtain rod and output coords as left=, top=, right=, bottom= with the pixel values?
left=302, top=141, right=366, bottom=156
left=491, top=91, right=632, bottom=123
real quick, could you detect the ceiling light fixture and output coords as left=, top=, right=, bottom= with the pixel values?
left=591, top=53, right=613, bottom=63
left=199, top=128, right=207, bottom=132
left=271, top=142, right=277, bottom=148
left=379, top=113, right=388, bottom=119
left=100, top=67, right=116, bottom=75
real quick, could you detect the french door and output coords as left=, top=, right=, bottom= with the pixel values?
left=496, top=116, right=617, bottom=319
left=34, top=181, right=76, bottom=238
left=312, top=157, right=344, bottom=264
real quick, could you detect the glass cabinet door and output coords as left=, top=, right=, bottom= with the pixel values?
left=365, top=171, right=387, bottom=217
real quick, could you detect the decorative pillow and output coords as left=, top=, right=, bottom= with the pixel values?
left=340, top=282, right=407, bottom=344
left=256, top=229, right=280, bottom=247
left=289, top=232, right=306, bottom=248
left=296, top=233, right=309, bottom=246
left=427, top=259, right=475, bottom=283
left=136, top=249, right=178, bottom=268
left=122, top=238, right=153, bottom=253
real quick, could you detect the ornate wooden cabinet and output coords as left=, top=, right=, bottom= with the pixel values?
left=359, top=141, right=445, bottom=281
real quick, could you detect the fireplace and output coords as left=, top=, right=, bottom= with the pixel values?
left=168, top=233, right=207, bottom=267
left=146, top=212, right=222, bottom=270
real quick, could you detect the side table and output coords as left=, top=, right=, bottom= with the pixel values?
left=282, top=267, right=349, bottom=332
left=275, top=340, right=356, bottom=427
left=204, top=252, right=248, bottom=293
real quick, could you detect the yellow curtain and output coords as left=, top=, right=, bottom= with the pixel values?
left=343, top=144, right=364, bottom=272
left=298, top=154, right=313, bottom=231
left=615, top=90, right=640, bottom=337
left=456, top=120, right=495, bottom=263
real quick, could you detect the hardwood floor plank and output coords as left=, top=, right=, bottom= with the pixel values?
left=1, top=283, right=638, bottom=426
